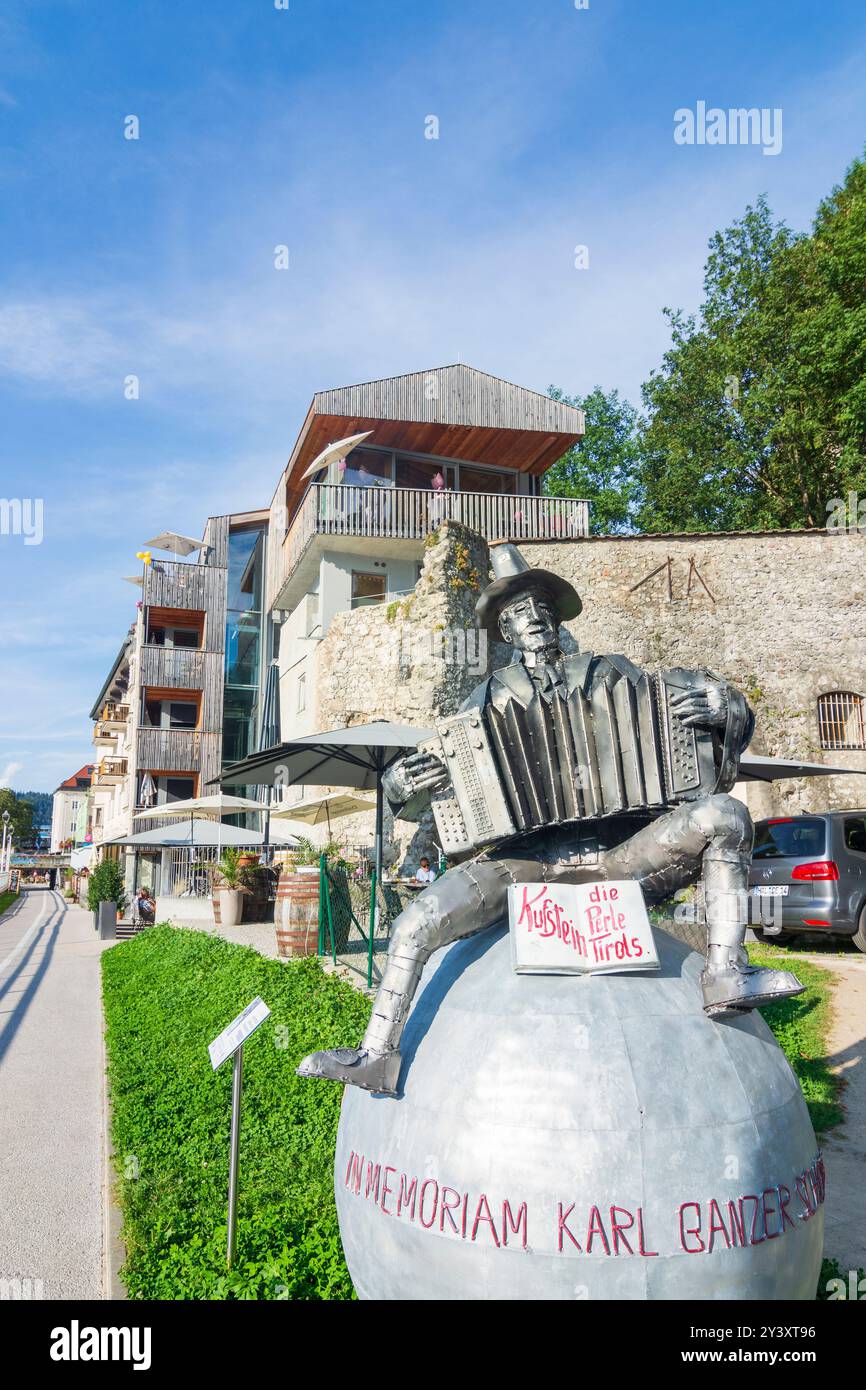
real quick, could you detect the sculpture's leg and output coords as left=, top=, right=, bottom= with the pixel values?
left=296, top=848, right=547, bottom=1092
left=597, top=794, right=805, bottom=1015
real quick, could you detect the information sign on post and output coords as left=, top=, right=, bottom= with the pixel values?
left=208, top=996, right=271, bottom=1269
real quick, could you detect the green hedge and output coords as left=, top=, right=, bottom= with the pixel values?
left=102, top=925, right=370, bottom=1300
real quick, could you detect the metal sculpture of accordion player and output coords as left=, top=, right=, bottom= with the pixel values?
left=297, top=542, right=805, bottom=1095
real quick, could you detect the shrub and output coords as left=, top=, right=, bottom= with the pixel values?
left=102, top=926, right=370, bottom=1299
left=87, top=858, right=128, bottom=915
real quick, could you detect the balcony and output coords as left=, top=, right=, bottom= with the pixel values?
left=99, top=702, right=129, bottom=729
left=94, top=757, right=128, bottom=786
left=275, top=483, right=590, bottom=607
left=93, top=721, right=118, bottom=748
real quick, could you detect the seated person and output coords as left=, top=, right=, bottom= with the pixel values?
left=135, top=887, right=156, bottom=924
left=414, top=856, right=436, bottom=885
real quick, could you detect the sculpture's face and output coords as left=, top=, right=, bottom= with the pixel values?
left=498, top=591, right=558, bottom=653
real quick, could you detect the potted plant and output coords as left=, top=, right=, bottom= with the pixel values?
left=210, top=847, right=250, bottom=927
left=87, top=859, right=129, bottom=934
left=292, top=837, right=324, bottom=875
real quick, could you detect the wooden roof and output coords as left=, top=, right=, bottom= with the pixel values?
left=282, top=364, right=584, bottom=508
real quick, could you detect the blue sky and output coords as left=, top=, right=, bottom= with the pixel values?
left=1, top=0, right=865, bottom=792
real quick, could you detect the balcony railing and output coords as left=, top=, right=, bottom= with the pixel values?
left=94, top=757, right=128, bottom=786
left=100, top=702, right=129, bottom=727
left=278, top=483, right=590, bottom=599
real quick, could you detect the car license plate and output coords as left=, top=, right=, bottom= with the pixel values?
left=753, top=885, right=789, bottom=897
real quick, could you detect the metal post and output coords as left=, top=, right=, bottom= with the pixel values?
left=367, top=869, right=376, bottom=989
left=373, top=767, right=384, bottom=893
left=317, top=852, right=325, bottom=956
left=226, top=1043, right=244, bottom=1270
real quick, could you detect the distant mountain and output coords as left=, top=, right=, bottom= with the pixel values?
left=15, top=790, right=52, bottom=826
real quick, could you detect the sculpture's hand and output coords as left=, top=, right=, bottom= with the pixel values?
left=385, top=751, right=449, bottom=803
left=669, top=680, right=728, bottom=730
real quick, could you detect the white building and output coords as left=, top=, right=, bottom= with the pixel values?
left=50, top=765, right=93, bottom=852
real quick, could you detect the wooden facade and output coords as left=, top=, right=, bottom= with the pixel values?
left=266, top=364, right=587, bottom=613
left=132, top=533, right=228, bottom=830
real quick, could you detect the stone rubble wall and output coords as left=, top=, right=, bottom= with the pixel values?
left=312, top=525, right=866, bottom=872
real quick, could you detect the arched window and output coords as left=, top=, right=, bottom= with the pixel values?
left=818, top=692, right=866, bottom=750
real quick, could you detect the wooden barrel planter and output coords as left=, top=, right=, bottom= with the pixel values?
left=275, top=869, right=320, bottom=959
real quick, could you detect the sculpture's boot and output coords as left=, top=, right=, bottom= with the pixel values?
left=295, top=948, right=426, bottom=1093
left=295, top=1046, right=402, bottom=1094
left=700, top=855, right=804, bottom=1016
left=701, top=960, right=806, bottom=1015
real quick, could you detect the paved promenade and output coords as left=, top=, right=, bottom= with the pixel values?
left=0, top=889, right=109, bottom=1299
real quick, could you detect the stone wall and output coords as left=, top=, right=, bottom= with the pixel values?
left=520, top=530, right=866, bottom=819
left=312, top=524, right=493, bottom=868
left=310, top=525, right=866, bottom=870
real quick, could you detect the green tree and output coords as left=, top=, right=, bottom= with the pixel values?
left=0, top=788, right=33, bottom=844
left=544, top=385, right=642, bottom=533
left=636, top=154, right=866, bottom=532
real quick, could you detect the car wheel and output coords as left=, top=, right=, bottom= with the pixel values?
left=752, top=929, right=794, bottom=946
left=852, top=908, right=866, bottom=954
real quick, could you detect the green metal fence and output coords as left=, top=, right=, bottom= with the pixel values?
left=317, top=857, right=446, bottom=987
left=318, top=854, right=383, bottom=987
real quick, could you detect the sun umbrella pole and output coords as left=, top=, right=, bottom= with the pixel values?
left=375, top=768, right=385, bottom=890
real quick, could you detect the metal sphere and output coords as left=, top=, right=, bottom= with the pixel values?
left=335, top=925, right=823, bottom=1300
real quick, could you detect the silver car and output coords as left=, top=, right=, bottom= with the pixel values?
left=748, top=811, right=866, bottom=950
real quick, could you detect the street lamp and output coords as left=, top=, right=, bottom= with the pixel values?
left=1, top=810, right=9, bottom=876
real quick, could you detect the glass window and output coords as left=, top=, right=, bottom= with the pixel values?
left=341, top=448, right=393, bottom=487
left=844, top=818, right=866, bottom=854
left=351, top=572, right=387, bottom=609
left=144, top=699, right=197, bottom=729
left=223, top=524, right=266, bottom=765
left=297, top=673, right=306, bottom=713
left=169, top=702, right=197, bottom=729
left=226, top=616, right=261, bottom=687
left=146, top=625, right=200, bottom=648
left=227, top=528, right=264, bottom=615
left=753, top=818, right=827, bottom=860
left=458, top=465, right=517, bottom=495
left=222, top=686, right=258, bottom=764
left=395, top=457, right=456, bottom=491
left=164, top=777, right=195, bottom=803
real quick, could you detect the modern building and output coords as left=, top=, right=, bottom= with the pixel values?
left=87, top=510, right=270, bottom=891
left=265, top=364, right=588, bottom=739
left=86, top=364, right=590, bottom=888
left=49, top=765, right=94, bottom=852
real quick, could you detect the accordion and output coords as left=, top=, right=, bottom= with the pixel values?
left=420, top=665, right=725, bottom=857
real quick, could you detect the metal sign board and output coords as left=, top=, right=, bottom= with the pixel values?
left=508, top=879, right=659, bottom=976
left=208, top=996, right=271, bottom=1070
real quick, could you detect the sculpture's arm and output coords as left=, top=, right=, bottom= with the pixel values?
left=385, top=677, right=493, bottom=822
left=669, top=674, right=754, bottom=750
left=383, top=751, right=448, bottom=823
left=668, top=672, right=754, bottom=792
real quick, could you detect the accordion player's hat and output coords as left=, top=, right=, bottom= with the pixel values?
left=475, top=541, right=582, bottom=632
